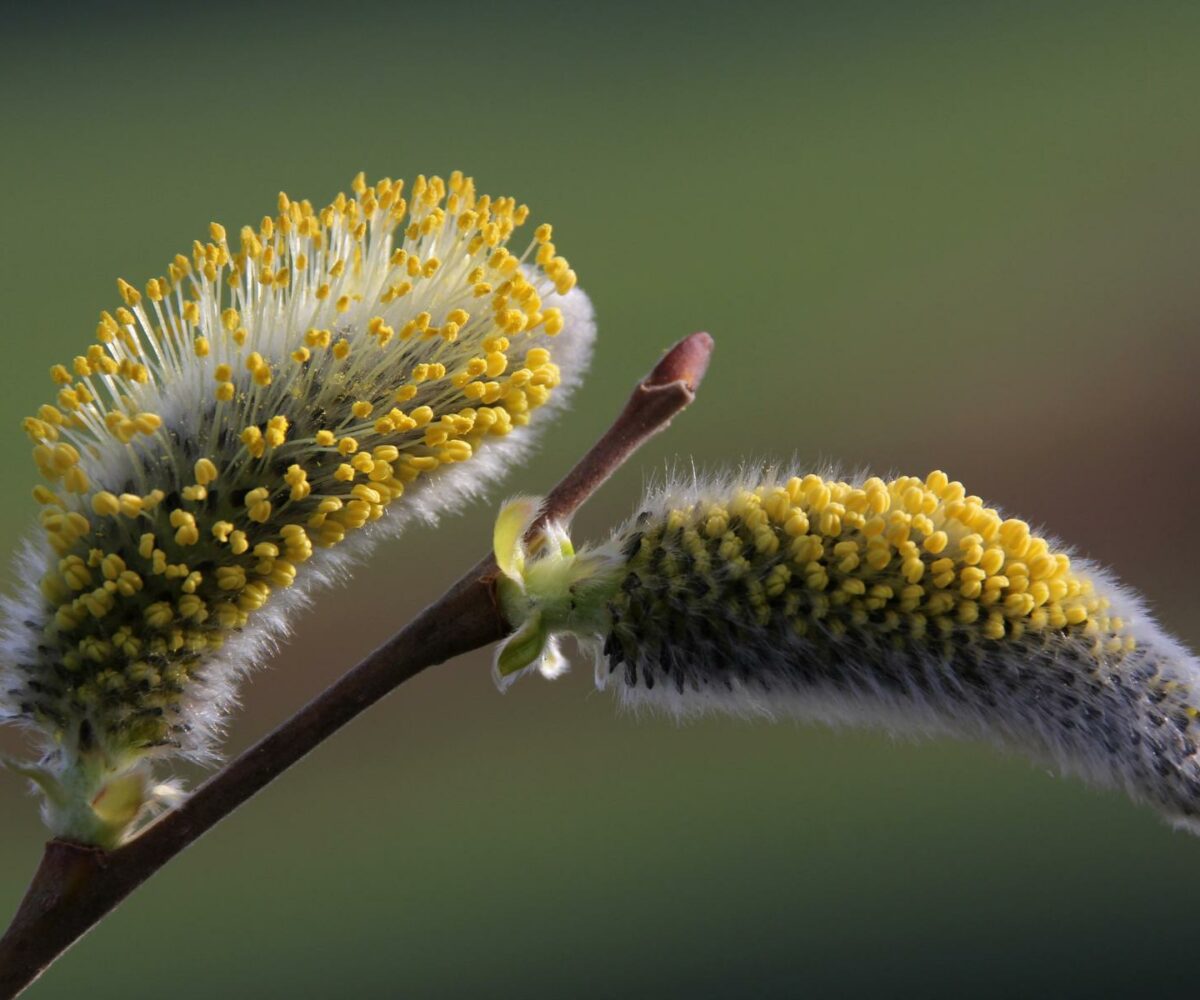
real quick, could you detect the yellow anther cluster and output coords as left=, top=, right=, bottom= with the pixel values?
left=10, top=171, right=584, bottom=765
left=610, top=471, right=1134, bottom=661
left=495, top=473, right=1200, bottom=833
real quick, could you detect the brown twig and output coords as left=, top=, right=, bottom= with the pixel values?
left=0, top=332, right=714, bottom=997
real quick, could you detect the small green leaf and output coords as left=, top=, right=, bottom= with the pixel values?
left=496, top=614, right=549, bottom=678
left=493, top=497, right=540, bottom=581
left=0, top=755, right=66, bottom=806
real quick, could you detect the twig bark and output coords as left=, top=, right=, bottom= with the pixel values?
left=0, top=332, right=714, bottom=997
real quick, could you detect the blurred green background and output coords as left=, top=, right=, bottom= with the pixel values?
left=2, top=1, right=1200, bottom=996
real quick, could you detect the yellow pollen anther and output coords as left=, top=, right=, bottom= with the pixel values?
left=91, top=492, right=121, bottom=517
left=194, top=459, right=219, bottom=486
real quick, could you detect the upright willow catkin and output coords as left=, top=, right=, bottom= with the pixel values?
left=493, top=468, right=1200, bottom=833
left=0, top=172, right=595, bottom=845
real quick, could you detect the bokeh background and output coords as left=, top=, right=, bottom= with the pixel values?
left=2, top=1, right=1200, bottom=996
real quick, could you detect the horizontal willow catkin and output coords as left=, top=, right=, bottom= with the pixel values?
left=493, top=468, right=1200, bottom=832
left=0, top=172, right=595, bottom=845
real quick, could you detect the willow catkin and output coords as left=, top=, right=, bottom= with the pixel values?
left=493, top=468, right=1200, bottom=833
left=0, top=172, right=595, bottom=845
